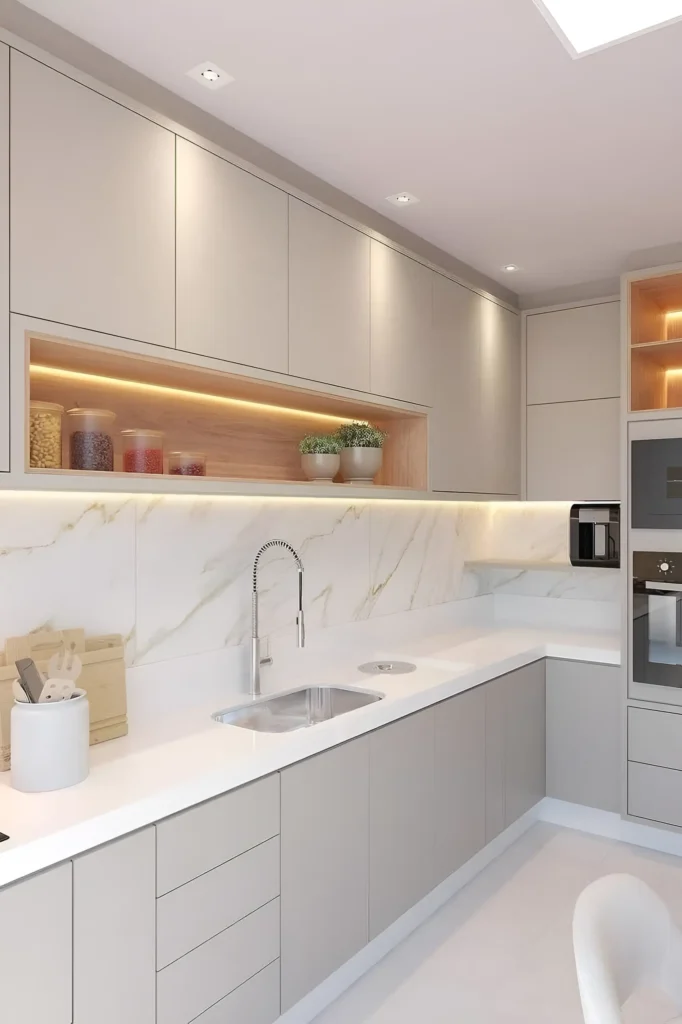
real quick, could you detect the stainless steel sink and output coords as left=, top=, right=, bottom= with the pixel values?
left=212, top=685, right=383, bottom=733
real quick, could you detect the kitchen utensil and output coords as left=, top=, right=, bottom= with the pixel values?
left=11, top=689, right=89, bottom=792
left=12, top=680, right=28, bottom=703
left=39, top=679, right=76, bottom=703
left=48, top=643, right=82, bottom=683
left=14, top=658, right=45, bottom=703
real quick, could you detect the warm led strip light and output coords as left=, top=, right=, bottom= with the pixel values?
left=30, top=364, right=353, bottom=424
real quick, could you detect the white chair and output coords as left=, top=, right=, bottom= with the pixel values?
left=573, top=873, right=682, bottom=1024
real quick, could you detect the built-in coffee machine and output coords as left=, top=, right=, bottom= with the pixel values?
left=569, top=503, right=620, bottom=568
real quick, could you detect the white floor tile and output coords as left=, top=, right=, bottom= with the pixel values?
left=311, top=824, right=682, bottom=1024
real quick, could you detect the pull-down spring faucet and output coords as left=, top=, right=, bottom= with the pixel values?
left=251, top=540, right=305, bottom=697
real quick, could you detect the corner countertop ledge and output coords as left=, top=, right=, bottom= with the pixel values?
left=0, top=625, right=619, bottom=887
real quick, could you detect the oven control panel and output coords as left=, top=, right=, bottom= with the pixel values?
left=634, top=551, right=682, bottom=583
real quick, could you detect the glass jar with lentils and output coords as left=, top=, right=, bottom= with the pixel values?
left=67, top=408, right=116, bottom=472
left=122, top=429, right=164, bottom=474
left=29, top=401, right=64, bottom=469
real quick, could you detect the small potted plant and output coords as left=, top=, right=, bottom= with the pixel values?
left=299, top=433, right=342, bottom=482
left=336, top=421, right=387, bottom=484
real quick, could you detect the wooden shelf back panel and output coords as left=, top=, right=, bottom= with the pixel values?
left=28, top=335, right=427, bottom=489
left=631, top=274, right=682, bottom=345
left=630, top=341, right=682, bottom=411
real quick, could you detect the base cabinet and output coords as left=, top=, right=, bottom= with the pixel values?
left=74, top=827, right=156, bottom=1024
left=547, top=660, right=621, bottom=812
left=434, top=686, right=486, bottom=882
left=485, top=662, right=546, bottom=841
left=280, top=735, right=370, bottom=1011
left=369, top=707, right=436, bottom=937
left=0, top=862, right=72, bottom=1024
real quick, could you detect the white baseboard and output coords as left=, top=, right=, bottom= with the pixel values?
left=278, top=804, right=541, bottom=1024
left=537, top=797, right=682, bottom=857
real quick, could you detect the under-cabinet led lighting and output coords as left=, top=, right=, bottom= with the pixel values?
left=29, top=365, right=353, bottom=424
left=533, top=0, right=682, bottom=57
left=666, top=311, right=682, bottom=317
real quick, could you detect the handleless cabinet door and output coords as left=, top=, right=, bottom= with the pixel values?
left=0, top=862, right=72, bottom=1024
left=11, top=52, right=175, bottom=345
left=369, top=707, right=436, bottom=937
left=526, top=302, right=620, bottom=405
left=505, top=660, right=546, bottom=825
left=289, top=198, right=370, bottom=391
left=280, top=735, right=369, bottom=1010
left=176, top=138, right=288, bottom=373
left=479, top=301, right=521, bottom=496
left=370, top=241, right=434, bottom=406
left=74, top=828, right=156, bottom=1023
left=434, top=686, right=486, bottom=882
left=526, top=398, right=620, bottom=500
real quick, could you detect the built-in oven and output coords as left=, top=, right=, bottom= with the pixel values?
left=632, top=551, right=682, bottom=690
left=632, top=438, right=682, bottom=529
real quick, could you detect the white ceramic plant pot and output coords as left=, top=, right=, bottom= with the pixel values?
left=301, top=452, right=340, bottom=482
left=340, top=446, right=383, bottom=484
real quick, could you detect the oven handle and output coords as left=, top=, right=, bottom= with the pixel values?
left=644, top=581, right=682, bottom=592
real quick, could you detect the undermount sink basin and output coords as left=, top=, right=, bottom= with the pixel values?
left=212, top=685, right=383, bottom=733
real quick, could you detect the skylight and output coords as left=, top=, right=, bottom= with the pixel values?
left=533, top=0, right=682, bottom=57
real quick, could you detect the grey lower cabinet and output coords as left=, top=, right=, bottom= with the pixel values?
left=546, top=660, right=621, bottom=813
left=434, top=685, right=486, bottom=882
left=280, top=735, right=370, bottom=1011
left=0, top=861, right=72, bottom=1024
left=485, top=661, right=546, bottom=841
left=73, top=827, right=156, bottom=1024
left=369, top=707, right=436, bottom=937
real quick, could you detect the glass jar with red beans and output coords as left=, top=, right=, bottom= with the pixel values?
left=121, top=429, right=164, bottom=474
left=168, top=452, right=206, bottom=476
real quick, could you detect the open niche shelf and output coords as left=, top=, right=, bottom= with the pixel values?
left=27, top=334, right=428, bottom=492
left=631, top=273, right=682, bottom=411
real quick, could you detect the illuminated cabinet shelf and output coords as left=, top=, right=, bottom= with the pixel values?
left=630, top=273, right=682, bottom=411
left=21, top=329, right=428, bottom=496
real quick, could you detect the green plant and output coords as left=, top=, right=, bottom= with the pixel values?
left=298, top=433, right=342, bottom=455
left=335, top=421, right=387, bottom=449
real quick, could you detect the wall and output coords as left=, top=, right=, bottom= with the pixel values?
left=0, top=495, right=618, bottom=684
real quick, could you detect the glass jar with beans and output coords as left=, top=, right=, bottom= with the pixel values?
left=168, top=451, right=206, bottom=476
left=29, top=401, right=64, bottom=469
left=122, top=429, right=164, bottom=474
left=67, top=408, right=116, bottom=472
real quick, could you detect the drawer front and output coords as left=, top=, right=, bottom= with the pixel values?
left=157, top=836, right=280, bottom=969
left=628, top=707, right=682, bottom=772
left=628, top=761, right=682, bottom=827
left=156, top=774, right=280, bottom=895
left=191, top=961, right=280, bottom=1024
left=157, top=898, right=280, bottom=1024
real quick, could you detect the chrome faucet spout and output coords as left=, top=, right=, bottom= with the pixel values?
left=251, top=540, right=305, bottom=698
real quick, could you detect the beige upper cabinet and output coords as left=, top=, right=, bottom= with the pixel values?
left=370, top=241, right=434, bottom=406
left=526, top=301, right=620, bottom=405
left=289, top=198, right=370, bottom=392
left=176, top=138, right=288, bottom=373
left=10, top=52, right=175, bottom=346
left=431, top=274, right=520, bottom=495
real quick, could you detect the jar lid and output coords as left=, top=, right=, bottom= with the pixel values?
left=168, top=451, right=206, bottom=458
left=30, top=400, right=64, bottom=413
left=66, top=407, right=116, bottom=420
left=121, top=429, right=164, bottom=438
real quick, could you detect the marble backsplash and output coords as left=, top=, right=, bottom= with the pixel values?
left=0, top=495, right=618, bottom=670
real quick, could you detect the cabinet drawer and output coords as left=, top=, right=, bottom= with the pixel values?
left=628, top=707, right=682, bottom=771
left=628, top=761, right=682, bottom=827
left=191, top=961, right=280, bottom=1024
left=157, top=898, right=280, bottom=1024
left=156, top=774, right=280, bottom=895
left=157, top=836, right=280, bottom=969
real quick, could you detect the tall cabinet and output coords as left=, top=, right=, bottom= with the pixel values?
left=0, top=43, right=7, bottom=472
left=431, top=273, right=521, bottom=495
left=525, top=300, right=620, bottom=500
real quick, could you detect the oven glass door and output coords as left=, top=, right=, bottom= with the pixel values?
left=633, top=581, right=682, bottom=687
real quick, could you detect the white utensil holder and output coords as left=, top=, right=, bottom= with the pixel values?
left=11, top=689, right=89, bottom=792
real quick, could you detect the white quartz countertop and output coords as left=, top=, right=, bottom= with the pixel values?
left=0, top=624, right=619, bottom=887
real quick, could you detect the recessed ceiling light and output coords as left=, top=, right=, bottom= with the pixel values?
left=386, top=192, right=420, bottom=207
left=533, top=0, right=682, bottom=57
left=503, top=264, right=519, bottom=273
left=186, top=61, right=235, bottom=90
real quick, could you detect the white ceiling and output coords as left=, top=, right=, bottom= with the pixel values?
left=15, top=0, right=682, bottom=299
